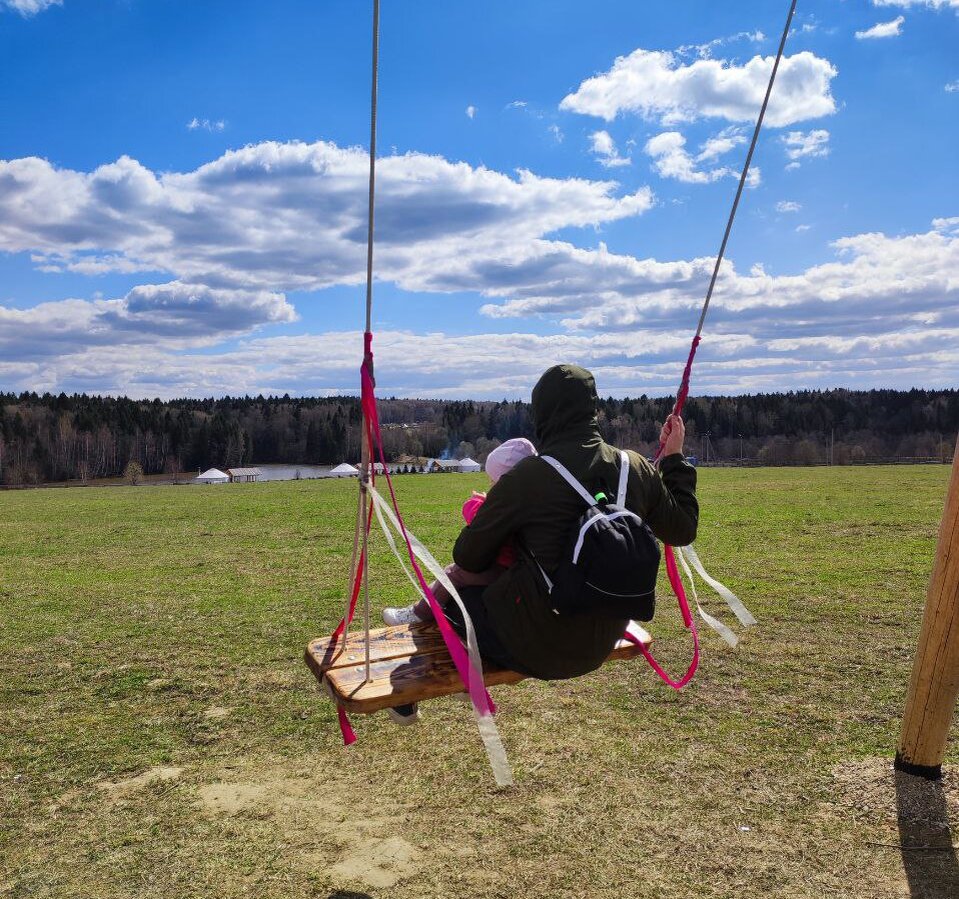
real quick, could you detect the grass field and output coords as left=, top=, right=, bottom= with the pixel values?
left=2, top=466, right=957, bottom=899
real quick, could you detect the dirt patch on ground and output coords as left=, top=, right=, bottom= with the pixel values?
left=832, top=758, right=959, bottom=899
left=832, top=757, right=959, bottom=834
left=196, top=765, right=422, bottom=890
left=97, top=765, right=185, bottom=799
left=327, top=836, right=420, bottom=888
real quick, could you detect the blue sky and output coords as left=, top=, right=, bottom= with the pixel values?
left=1, top=0, right=957, bottom=399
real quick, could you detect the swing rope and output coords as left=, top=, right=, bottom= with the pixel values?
left=670, top=0, right=799, bottom=422
left=328, top=0, right=513, bottom=784
left=641, top=0, right=796, bottom=689
left=356, top=0, right=381, bottom=689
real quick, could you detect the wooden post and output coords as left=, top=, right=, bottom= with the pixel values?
left=896, top=439, right=959, bottom=778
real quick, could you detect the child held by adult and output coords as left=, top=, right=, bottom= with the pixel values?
left=382, top=437, right=537, bottom=626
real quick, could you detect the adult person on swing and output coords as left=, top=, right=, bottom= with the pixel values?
left=388, top=363, right=697, bottom=723
left=450, top=362, right=698, bottom=677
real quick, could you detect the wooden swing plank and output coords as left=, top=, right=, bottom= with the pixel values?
left=304, top=621, right=651, bottom=714
left=305, top=624, right=441, bottom=674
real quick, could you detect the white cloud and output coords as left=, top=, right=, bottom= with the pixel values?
left=548, top=124, right=564, bottom=142
left=696, top=128, right=746, bottom=162
left=855, top=16, right=905, bottom=39
left=4, top=219, right=959, bottom=399
left=0, top=142, right=654, bottom=294
left=6, top=304, right=959, bottom=399
left=560, top=48, right=837, bottom=127
left=465, top=105, right=477, bottom=119
left=2, top=142, right=956, bottom=398
left=644, top=131, right=759, bottom=186
left=678, top=30, right=765, bottom=60
left=795, top=224, right=812, bottom=232
left=946, top=81, right=959, bottom=92
left=873, top=0, right=959, bottom=9
left=776, top=201, right=802, bottom=213
left=589, top=130, right=631, bottom=167
left=2, top=0, right=60, bottom=15
left=187, top=118, right=226, bottom=132
left=781, top=129, right=830, bottom=169
left=0, top=282, right=294, bottom=360
left=482, top=219, right=959, bottom=341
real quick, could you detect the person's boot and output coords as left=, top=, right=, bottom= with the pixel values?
left=387, top=703, right=421, bottom=725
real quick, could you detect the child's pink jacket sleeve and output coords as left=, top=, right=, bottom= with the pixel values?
left=463, top=492, right=515, bottom=568
left=462, top=492, right=486, bottom=524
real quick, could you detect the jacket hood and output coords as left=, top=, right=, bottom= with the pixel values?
left=531, top=364, right=600, bottom=447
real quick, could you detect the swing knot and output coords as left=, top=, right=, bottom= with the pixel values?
left=362, top=330, right=375, bottom=384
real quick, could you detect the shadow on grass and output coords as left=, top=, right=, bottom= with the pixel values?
left=324, top=892, right=374, bottom=899
left=896, top=770, right=959, bottom=898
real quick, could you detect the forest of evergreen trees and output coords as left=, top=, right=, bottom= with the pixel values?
left=0, top=387, right=956, bottom=486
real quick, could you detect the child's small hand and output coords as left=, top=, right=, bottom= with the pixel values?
left=472, top=490, right=487, bottom=499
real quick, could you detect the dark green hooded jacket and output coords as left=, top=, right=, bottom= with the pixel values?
left=452, top=364, right=699, bottom=680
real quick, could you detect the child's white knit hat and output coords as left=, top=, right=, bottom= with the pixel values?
left=485, top=437, right=537, bottom=484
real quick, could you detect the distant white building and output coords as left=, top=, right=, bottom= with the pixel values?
left=196, top=468, right=229, bottom=484
left=227, top=467, right=262, bottom=483
left=330, top=463, right=360, bottom=478
left=427, top=458, right=478, bottom=473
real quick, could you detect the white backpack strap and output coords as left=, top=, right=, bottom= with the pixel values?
left=616, top=450, right=629, bottom=507
left=540, top=455, right=597, bottom=507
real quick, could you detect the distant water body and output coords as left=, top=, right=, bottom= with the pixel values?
left=255, top=464, right=335, bottom=481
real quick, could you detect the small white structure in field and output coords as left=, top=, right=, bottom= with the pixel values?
left=196, top=468, right=229, bottom=484
left=459, top=457, right=481, bottom=472
left=330, top=463, right=360, bottom=478
left=227, top=467, right=262, bottom=483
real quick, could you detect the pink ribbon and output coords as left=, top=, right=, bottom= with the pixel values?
left=624, top=545, right=699, bottom=690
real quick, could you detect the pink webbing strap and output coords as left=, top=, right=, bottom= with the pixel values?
left=330, top=539, right=370, bottom=744
left=624, top=545, right=699, bottom=690
left=338, top=707, right=357, bottom=745
left=360, top=333, right=496, bottom=718
left=634, top=333, right=702, bottom=689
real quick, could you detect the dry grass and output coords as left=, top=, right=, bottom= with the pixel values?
left=1, top=465, right=957, bottom=898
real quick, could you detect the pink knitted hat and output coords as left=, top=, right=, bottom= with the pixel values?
left=485, top=437, right=537, bottom=483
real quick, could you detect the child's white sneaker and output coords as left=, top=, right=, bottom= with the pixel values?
left=383, top=605, right=424, bottom=626
left=387, top=703, right=421, bottom=725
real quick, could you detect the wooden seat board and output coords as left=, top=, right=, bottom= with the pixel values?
left=306, top=622, right=449, bottom=675
left=305, top=622, right=651, bottom=714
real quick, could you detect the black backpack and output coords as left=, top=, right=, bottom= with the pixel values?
left=535, top=451, right=660, bottom=621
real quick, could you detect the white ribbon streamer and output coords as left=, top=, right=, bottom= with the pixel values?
left=372, top=499, right=427, bottom=602
left=367, top=483, right=514, bottom=787
left=677, top=546, right=740, bottom=648
left=680, top=544, right=757, bottom=627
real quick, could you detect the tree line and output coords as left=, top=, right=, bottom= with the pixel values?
left=0, top=387, right=956, bottom=486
